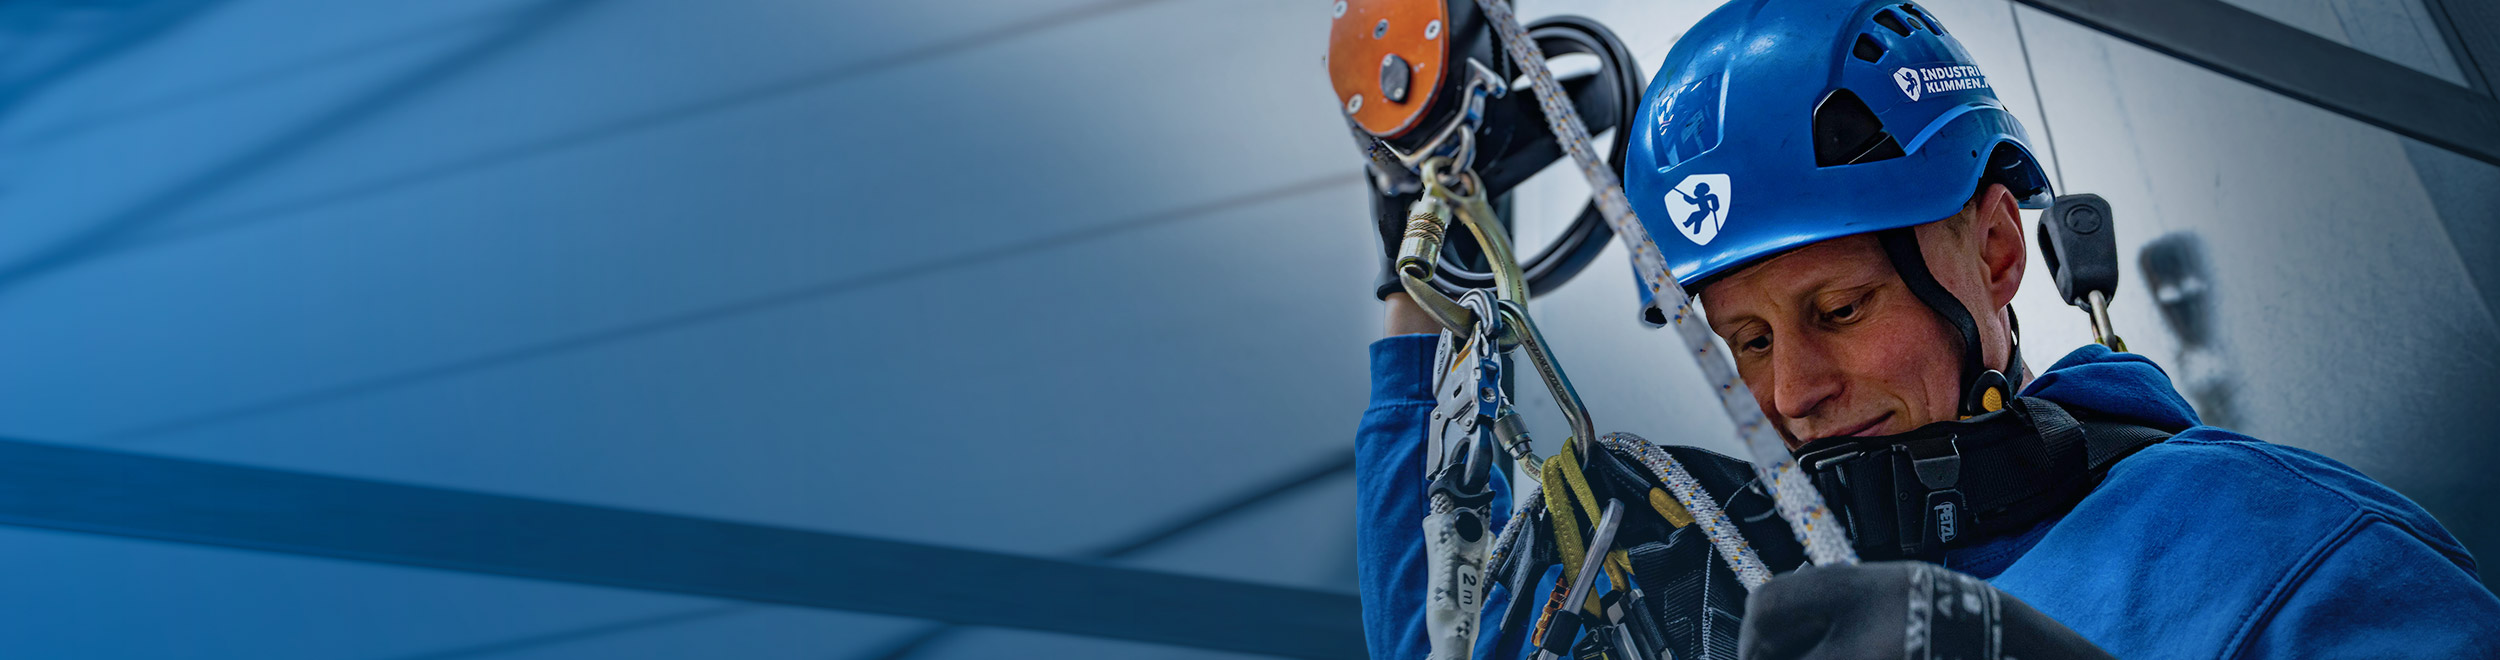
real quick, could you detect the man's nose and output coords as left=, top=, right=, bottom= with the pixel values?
left=1770, top=333, right=1844, bottom=421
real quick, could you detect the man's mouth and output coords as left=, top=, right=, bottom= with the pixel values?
left=1796, top=413, right=1894, bottom=448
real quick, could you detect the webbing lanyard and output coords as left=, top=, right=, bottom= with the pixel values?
left=1539, top=440, right=1631, bottom=596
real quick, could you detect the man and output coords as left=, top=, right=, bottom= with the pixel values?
left=1356, top=1, right=2500, bottom=658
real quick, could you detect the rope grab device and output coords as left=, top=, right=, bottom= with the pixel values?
left=1331, top=0, right=1637, bottom=300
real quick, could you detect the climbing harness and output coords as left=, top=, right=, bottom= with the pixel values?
left=1795, top=397, right=2178, bottom=562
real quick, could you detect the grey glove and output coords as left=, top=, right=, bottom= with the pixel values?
left=1367, top=173, right=1424, bottom=300
left=1738, top=561, right=2114, bottom=660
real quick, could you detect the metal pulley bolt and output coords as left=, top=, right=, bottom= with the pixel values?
left=2037, top=194, right=2126, bottom=351
left=1381, top=53, right=1412, bottom=103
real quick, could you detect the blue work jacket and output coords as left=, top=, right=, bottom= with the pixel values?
left=1357, top=334, right=2500, bottom=659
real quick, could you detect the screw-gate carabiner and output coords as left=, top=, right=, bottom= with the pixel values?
left=1397, top=157, right=1526, bottom=332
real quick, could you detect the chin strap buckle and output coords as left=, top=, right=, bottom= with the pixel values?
left=1963, top=369, right=2012, bottom=418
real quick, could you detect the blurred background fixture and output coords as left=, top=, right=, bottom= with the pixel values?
left=0, top=0, right=2493, bottom=658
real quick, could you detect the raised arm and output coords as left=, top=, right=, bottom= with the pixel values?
left=1358, top=291, right=1513, bottom=659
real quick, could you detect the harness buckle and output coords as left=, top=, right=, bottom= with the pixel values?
left=1798, top=435, right=1975, bottom=561
left=1906, top=438, right=1967, bottom=551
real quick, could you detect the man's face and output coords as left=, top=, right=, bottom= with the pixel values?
left=1699, top=234, right=1965, bottom=450
left=1696, top=188, right=2024, bottom=452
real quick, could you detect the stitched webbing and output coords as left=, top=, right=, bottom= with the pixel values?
left=1540, top=442, right=1633, bottom=601
left=1540, top=442, right=1588, bottom=589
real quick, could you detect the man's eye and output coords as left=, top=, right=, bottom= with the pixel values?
left=1741, top=335, right=1771, bottom=353
left=1825, top=303, right=1860, bottom=323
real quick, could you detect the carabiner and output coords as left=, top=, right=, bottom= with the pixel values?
left=1495, top=298, right=1594, bottom=459
left=1396, top=157, right=1529, bottom=335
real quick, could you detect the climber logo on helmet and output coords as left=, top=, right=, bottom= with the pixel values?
left=1663, top=173, right=1730, bottom=246
left=1893, top=67, right=1923, bottom=101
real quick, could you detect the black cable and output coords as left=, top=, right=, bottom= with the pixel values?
left=2008, top=7, right=2069, bottom=193
left=1427, top=15, right=1639, bottom=297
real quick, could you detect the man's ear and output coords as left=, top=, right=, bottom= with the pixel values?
left=1975, top=183, right=2026, bottom=309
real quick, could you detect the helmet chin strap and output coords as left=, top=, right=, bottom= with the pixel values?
left=1875, top=227, right=2020, bottom=417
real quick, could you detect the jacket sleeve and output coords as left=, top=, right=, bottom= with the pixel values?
left=2236, top=514, right=2500, bottom=659
left=1357, top=333, right=1512, bottom=659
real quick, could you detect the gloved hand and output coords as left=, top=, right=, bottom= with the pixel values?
left=1367, top=172, right=1424, bottom=301
left=1738, top=562, right=2113, bottom=660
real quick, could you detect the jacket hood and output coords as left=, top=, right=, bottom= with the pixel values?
left=2019, top=344, right=2201, bottom=432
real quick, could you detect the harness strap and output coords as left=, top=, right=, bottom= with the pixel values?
left=2082, top=420, right=2172, bottom=469
left=1538, top=442, right=1636, bottom=607
left=1799, top=397, right=2175, bottom=560
left=1539, top=443, right=1589, bottom=588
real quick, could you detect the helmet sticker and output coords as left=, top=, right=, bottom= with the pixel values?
left=1892, top=63, right=1989, bottom=102
left=1893, top=68, right=1922, bottom=101
left=1664, top=174, right=1731, bottom=246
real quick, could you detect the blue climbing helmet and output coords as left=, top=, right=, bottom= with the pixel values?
left=1625, top=0, right=2054, bottom=414
left=1628, top=0, right=2051, bottom=296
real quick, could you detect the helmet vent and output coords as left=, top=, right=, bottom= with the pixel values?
left=1852, top=34, right=1886, bottom=62
left=1897, top=8, right=1928, bottom=33
left=1812, top=88, right=1906, bottom=167
left=1871, top=9, right=1911, bottom=37
left=1901, top=4, right=1944, bottom=34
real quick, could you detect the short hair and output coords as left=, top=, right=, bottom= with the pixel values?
left=1938, top=185, right=1989, bottom=236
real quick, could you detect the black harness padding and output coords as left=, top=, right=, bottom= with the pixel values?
left=1795, top=397, right=2176, bottom=561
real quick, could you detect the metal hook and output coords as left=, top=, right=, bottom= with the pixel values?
left=1496, top=299, right=1595, bottom=460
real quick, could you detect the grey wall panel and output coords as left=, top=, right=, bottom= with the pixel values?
left=2401, top=139, right=2500, bottom=316
left=0, top=0, right=1354, bottom=445
left=0, top=0, right=600, bottom=282
left=0, top=0, right=530, bottom=143
left=0, top=0, right=1112, bottom=253
left=2219, top=0, right=2471, bottom=85
left=56, top=187, right=1376, bottom=562
left=1114, top=469, right=1359, bottom=592
left=380, top=607, right=875, bottom=660
left=0, top=526, right=816, bottom=660
left=2017, top=5, right=2500, bottom=573
left=904, top=628, right=1276, bottom=660
left=0, top=1, right=1378, bottom=653
left=410, top=608, right=1278, bottom=660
